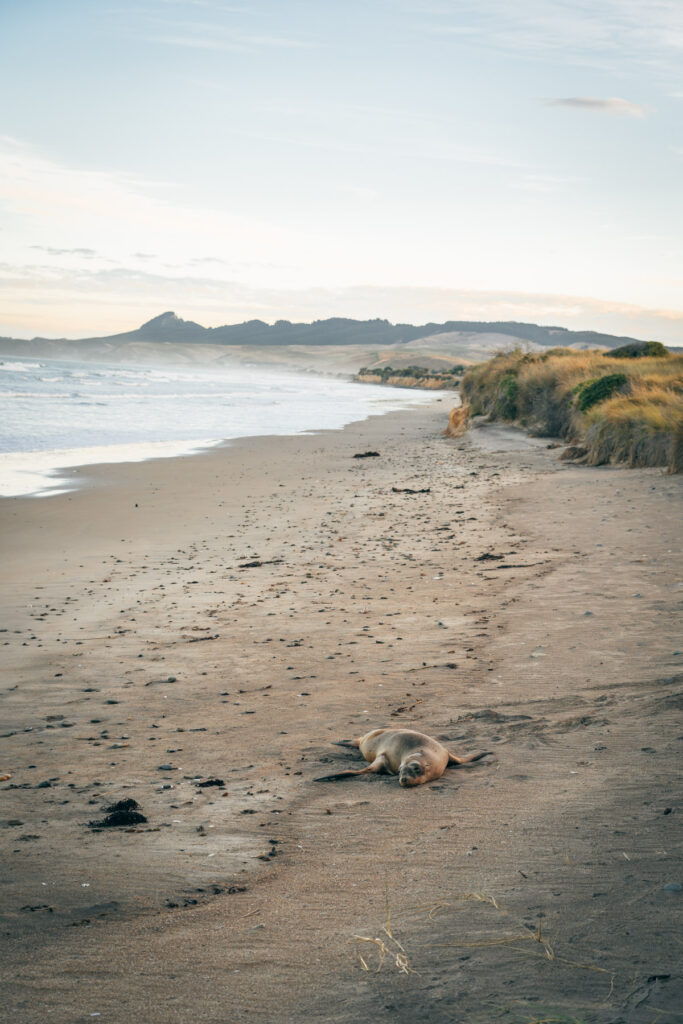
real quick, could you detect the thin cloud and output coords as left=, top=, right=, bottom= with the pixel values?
left=2, top=264, right=681, bottom=345
left=150, top=30, right=310, bottom=52
left=150, top=34, right=247, bottom=52
left=30, top=246, right=99, bottom=257
left=546, top=96, right=648, bottom=117
left=510, top=172, right=576, bottom=193
left=411, top=0, right=683, bottom=77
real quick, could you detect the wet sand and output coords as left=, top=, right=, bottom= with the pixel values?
left=1, top=401, right=681, bottom=1023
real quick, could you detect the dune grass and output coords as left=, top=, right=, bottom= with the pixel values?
left=460, top=347, right=683, bottom=471
left=443, top=403, right=471, bottom=437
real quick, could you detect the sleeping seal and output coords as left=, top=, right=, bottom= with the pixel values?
left=314, top=727, right=492, bottom=787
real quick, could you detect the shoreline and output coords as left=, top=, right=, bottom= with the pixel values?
left=2, top=401, right=680, bottom=1022
left=0, top=370, right=445, bottom=498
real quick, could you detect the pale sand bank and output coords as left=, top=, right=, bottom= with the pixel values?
left=1, top=400, right=681, bottom=1022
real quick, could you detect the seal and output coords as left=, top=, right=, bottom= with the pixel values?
left=314, top=727, right=492, bottom=787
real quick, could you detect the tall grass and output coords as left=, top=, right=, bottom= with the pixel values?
left=460, top=348, right=683, bottom=471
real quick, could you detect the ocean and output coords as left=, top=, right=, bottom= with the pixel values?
left=0, top=356, right=441, bottom=497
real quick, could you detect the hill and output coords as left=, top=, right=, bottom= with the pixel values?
left=0, top=312, right=659, bottom=375
left=81, top=311, right=643, bottom=350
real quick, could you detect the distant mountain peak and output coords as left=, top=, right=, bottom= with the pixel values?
left=142, top=311, right=180, bottom=326
left=137, top=311, right=206, bottom=339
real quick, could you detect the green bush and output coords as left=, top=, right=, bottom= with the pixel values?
left=575, top=373, right=628, bottom=412
left=610, top=341, right=668, bottom=359
left=492, top=372, right=519, bottom=418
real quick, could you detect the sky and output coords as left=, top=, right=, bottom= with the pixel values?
left=1, top=0, right=682, bottom=342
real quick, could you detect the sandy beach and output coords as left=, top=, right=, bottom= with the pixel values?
left=1, top=399, right=681, bottom=1023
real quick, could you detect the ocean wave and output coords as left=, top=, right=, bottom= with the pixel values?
left=0, top=438, right=223, bottom=497
left=0, top=361, right=44, bottom=372
left=0, top=358, right=441, bottom=496
left=1, top=391, right=74, bottom=399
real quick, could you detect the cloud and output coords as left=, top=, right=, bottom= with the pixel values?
left=510, top=172, right=576, bottom=193
left=150, top=34, right=247, bottom=52
left=411, top=0, right=683, bottom=77
left=546, top=96, right=648, bottom=117
left=0, top=137, right=294, bottom=280
left=30, top=246, right=99, bottom=257
left=149, top=29, right=309, bottom=53
left=1, top=138, right=680, bottom=344
left=1, top=263, right=681, bottom=345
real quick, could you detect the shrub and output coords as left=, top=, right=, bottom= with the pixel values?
left=574, top=373, right=628, bottom=412
left=459, top=347, right=683, bottom=470
left=583, top=389, right=683, bottom=469
left=610, top=341, right=668, bottom=359
left=493, top=373, right=519, bottom=418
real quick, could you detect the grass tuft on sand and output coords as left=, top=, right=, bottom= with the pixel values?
left=460, top=347, right=683, bottom=470
left=443, top=402, right=471, bottom=437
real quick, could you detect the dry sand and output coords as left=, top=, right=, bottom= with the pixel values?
left=1, top=400, right=681, bottom=1023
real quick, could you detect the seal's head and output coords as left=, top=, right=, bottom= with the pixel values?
left=398, top=758, right=429, bottom=787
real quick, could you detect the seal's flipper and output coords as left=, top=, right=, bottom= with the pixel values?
left=314, top=754, right=388, bottom=782
left=446, top=749, right=493, bottom=765
left=333, top=739, right=360, bottom=748
left=314, top=769, right=366, bottom=781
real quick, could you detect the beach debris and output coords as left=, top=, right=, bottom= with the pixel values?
left=195, top=778, right=225, bottom=788
left=478, top=561, right=546, bottom=570
left=238, top=558, right=283, bottom=569
left=391, top=487, right=430, bottom=494
left=88, top=798, right=147, bottom=829
left=390, top=697, right=423, bottom=716
left=560, top=445, right=588, bottom=461
left=475, top=552, right=504, bottom=561
left=0, top=773, right=11, bottom=782
left=353, top=451, right=380, bottom=458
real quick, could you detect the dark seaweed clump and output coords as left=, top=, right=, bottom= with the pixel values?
left=89, top=798, right=147, bottom=828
